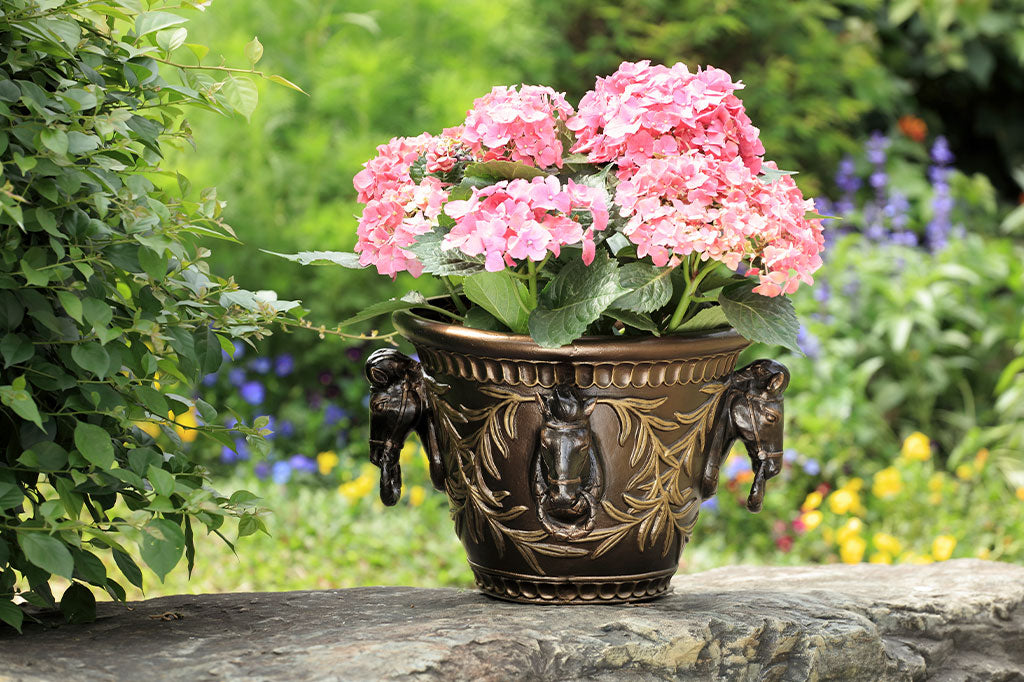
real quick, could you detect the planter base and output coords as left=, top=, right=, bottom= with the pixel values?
left=470, top=563, right=675, bottom=604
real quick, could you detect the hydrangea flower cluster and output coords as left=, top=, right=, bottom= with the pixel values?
left=443, top=176, right=609, bottom=271
left=615, top=154, right=824, bottom=296
left=461, top=85, right=574, bottom=168
left=567, top=61, right=765, bottom=177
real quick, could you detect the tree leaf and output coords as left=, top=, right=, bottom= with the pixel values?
left=0, top=599, right=24, bottom=633
left=135, top=11, right=187, bottom=37
left=260, top=249, right=363, bottom=267
left=113, top=549, right=144, bottom=589
left=19, top=532, right=74, bottom=579
left=337, top=291, right=434, bottom=328
left=244, top=36, right=263, bottom=66
left=140, top=518, right=185, bottom=582
left=60, top=582, right=96, bottom=624
left=40, top=128, right=69, bottom=156
left=463, top=271, right=529, bottom=334
left=267, top=74, right=308, bottom=95
left=676, top=305, right=730, bottom=332
left=71, top=342, right=110, bottom=378
left=57, top=291, right=83, bottom=322
left=0, top=384, right=43, bottom=429
left=528, top=251, right=626, bottom=348
left=718, top=281, right=801, bottom=353
left=194, top=327, right=222, bottom=375
left=1, top=333, right=34, bottom=368
left=613, top=262, right=673, bottom=313
left=147, top=465, right=175, bottom=497
left=222, top=76, right=258, bottom=121
left=74, top=421, right=115, bottom=469
left=464, top=160, right=547, bottom=180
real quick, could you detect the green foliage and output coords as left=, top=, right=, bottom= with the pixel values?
left=528, top=251, right=627, bottom=348
left=0, top=0, right=303, bottom=628
left=718, top=282, right=801, bottom=354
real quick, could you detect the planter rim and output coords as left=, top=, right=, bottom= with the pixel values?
left=393, top=306, right=750, bottom=363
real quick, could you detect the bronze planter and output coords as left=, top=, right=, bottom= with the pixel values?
left=366, top=309, right=790, bottom=604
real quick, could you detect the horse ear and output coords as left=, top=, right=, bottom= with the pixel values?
left=583, top=397, right=596, bottom=417
left=768, top=370, right=788, bottom=395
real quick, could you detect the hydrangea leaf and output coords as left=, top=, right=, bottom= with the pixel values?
left=676, top=305, right=730, bottom=332
left=464, top=160, right=547, bottom=181
left=404, top=230, right=486, bottom=276
left=613, top=262, right=673, bottom=313
left=607, top=308, right=660, bottom=334
left=528, top=252, right=626, bottom=348
left=718, top=281, right=801, bottom=353
left=463, top=271, right=529, bottom=334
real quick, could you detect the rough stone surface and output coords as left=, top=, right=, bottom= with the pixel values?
left=1, top=559, right=1022, bottom=681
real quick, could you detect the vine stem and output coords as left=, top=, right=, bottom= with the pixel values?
left=666, top=257, right=718, bottom=331
left=442, top=276, right=467, bottom=314
left=526, top=259, right=538, bottom=308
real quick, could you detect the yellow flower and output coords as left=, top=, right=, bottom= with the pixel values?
left=928, top=491, right=942, bottom=506
left=844, top=477, right=864, bottom=492
left=800, top=510, right=823, bottom=531
left=338, top=472, right=375, bottom=503
left=907, top=553, right=934, bottom=565
left=871, top=467, right=902, bottom=499
left=1016, top=487, right=1024, bottom=502
left=822, top=527, right=834, bottom=545
left=828, top=489, right=859, bottom=515
left=901, top=432, right=931, bottom=461
left=153, top=372, right=161, bottom=391
left=840, top=536, right=867, bottom=564
left=955, top=463, right=973, bottom=480
left=801, top=491, right=822, bottom=512
left=134, top=420, right=161, bottom=439
left=974, top=448, right=989, bottom=468
left=317, top=451, right=340, bottom=475
left=869, top=552, right=892, bottom=564
left=932, top=534, right=956, bottom=561
left=174, top=408, right=199, bottom=443
left=408, top=485, right=426, bottom=507
left=976, top=547, right=991, bottom=560
left=836, top=517, right=863, bottom=545
left=928, top=473, right=945, bottom=493
left=872, top=532, right=902, bottom=556
left=400, top=440, right=419, bottom=465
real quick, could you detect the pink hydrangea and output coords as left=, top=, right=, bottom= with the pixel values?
left=354, top=177, right=448, bottom=277
left=424, top=126, right=470, bottom=174
left=567, top=61, right=765, bottom=177
left=442, top=176, right=608, bottom=271
left=352, top=133, right=432, bottom=204
left=614, top=154, right=824, bottom=295
left=461, top=86, right=575, bottom=169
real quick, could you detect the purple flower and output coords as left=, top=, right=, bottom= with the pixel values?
left=324, top=403, right=348, bottom=426
left=240, top=380, right=265, bottom=405
left=889, top=231, right=919, bottom=247
left=318, top=371, right=334, bottom=386
left=288, top=454, right=318, bottom=474
left=221, top=438, right=251, bottom=464
left=930, top=135, right=954, bottom=165
left=725, top=454, right=751, bottom=479
left=250, top=357, right=272, bottom=374
left=701, top=496, right=719, bottom=512
left=224, top=416, right=238, bottom=429
left=228, top=368, right=246, bottom=387
left=279, top=420, right=295, bottom=438
left=813, top=281, right=831, bottom=304
left=345, top=347, right=363, bottom=362
left=797, top=326, right=821, bottom=360
left=336, top=430, right=350, bottom=448
left=869, top=171, right=888, bottom=190
left=274, top=354, right=295, bottom=377
left=802, top=459, right=821, bottom=476
left=865, top=131, right=890, bottom=165
left=254, top=462, right=270, bottom=480
left=783, top=448, right=798, bottom=464
left=202, top=372, right=218, bottom=386
left=271, top=461, right=292, bottom=484
left=835, top=155, right=861, bottom=195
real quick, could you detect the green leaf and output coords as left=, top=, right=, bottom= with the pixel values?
left=267, top=74, right=308, bottom=95
left=464, top=160, right=547, bottom=180
left=463, top=271, right=529, bottom=334
left=244, top=36, right=264, bottom=66
left=82, top=298, right=113, bottom=329
left=718, top=281, right=801, bottom=353
left=463, top=306, right=502, bottom=331
left=135, top=385, right=168, bottom=415
left=71, top=342, right=110, bottom=378
left=155, top=27, right=187, bottom=52
left=57, top=291, right=83, bottom=322
left=758, top=167, right=798, bottom=184
left=72, top=549, right=107, bottom=586
left=676, top=305, right=730, bottom=332
left=528, top=252, right=626, bottom=348
left=74, top=421, right=115, bottom=469
left=0, top=383, right=43, bottom=429
left=140, top=518, right=185, bottom=582
left=0, top=599, right=23, bottom=633
left=222, top=76, right=259, bottom=121
left=237, top=514, right=259, bottom=537
left=40, top=128, right=69, bottom=156
left=113, top=549, right=144, bottom=590
left=1, top=333, right=34, bottom=368
left=60, top=582, right=96, bottom=624
left=0, top=477, right=24, bottom=509
left=607, top=308, right=659, bottom=334
left=147, top=465, right=175, bottom=497
left=137, top=247, right=166, bottom=280
left=194, top=328, right=222, bottom=375
left=403, top=230, right=486, bottom=277
left=613, top=262, right=673, bottom=313
left=24, top=442, right=68, bottom=471
left=135, top=11, right=187, bottom=37
left=260, top=250, right=363, bottom=267
left=337, top=291, right=435, bottom=328
left=19, top=532, right=74, bottom=579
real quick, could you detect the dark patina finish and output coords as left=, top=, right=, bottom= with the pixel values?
left=365, top=308, right=790, bottom=604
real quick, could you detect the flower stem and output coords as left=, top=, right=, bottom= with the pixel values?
left=442, top=276, right=467, bottom=314
left=527, top=259, right=539, bottom=308
left=666, top=257, right=717, bottom=331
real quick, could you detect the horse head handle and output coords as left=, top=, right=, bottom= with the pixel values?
left=364, top=348, right=444, bottom=505
left=702, top=358, right=790, bottom=513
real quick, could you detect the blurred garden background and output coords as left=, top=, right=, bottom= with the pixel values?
left=115, top=0, right=1024, bottom=596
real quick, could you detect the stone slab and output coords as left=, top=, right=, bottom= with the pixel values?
left=1, top=559, right=1022, bottom=681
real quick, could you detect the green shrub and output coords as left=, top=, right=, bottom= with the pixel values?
left=0, top=0, right=303, bottom=630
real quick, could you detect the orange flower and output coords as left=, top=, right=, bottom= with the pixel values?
left=898, top=115, right=927, bottom=142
